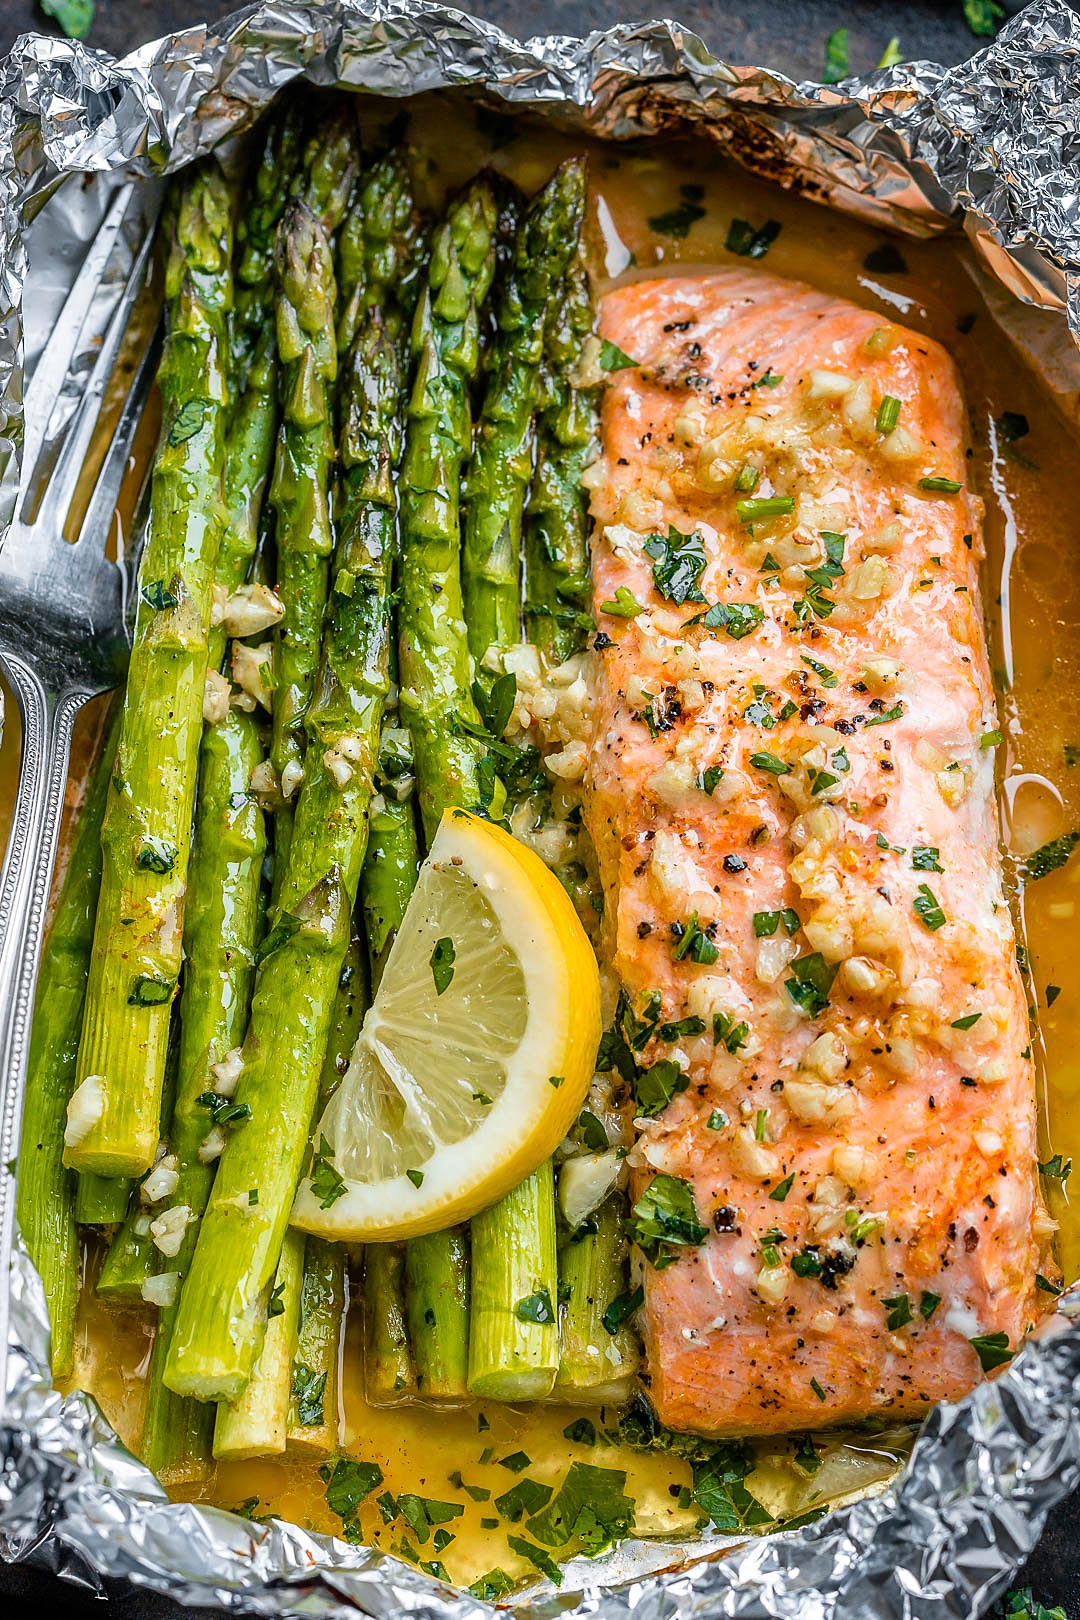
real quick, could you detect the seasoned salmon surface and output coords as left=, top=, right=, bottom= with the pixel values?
left=583, top=269, right=1049, bottom=1436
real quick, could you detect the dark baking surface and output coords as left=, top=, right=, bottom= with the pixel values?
left=0, top=0, right=1075, bottom=1614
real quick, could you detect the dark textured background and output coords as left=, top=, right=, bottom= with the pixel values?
left=0, top=0, right=1075, bottom=1614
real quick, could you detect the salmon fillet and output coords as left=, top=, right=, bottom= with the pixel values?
left=583, top=268, right=1051, bottom=1436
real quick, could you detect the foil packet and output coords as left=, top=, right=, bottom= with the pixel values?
left=2, top=2, right=1080, bottom=1614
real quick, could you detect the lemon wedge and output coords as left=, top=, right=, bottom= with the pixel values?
left=291, top=808, right=601, bottom=1241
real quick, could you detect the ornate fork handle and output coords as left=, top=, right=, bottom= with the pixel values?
left=0, top=652, right=86, bottom=1392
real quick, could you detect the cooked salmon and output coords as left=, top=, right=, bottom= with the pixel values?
left=582, top=268, right=1052, bottom=1436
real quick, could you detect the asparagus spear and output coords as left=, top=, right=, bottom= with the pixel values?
left=213, top=1228, right=305, bottom=1461
left=16, top=704, right=119, bottom=1375
left=405, top=1229, right=471, bottom=1399
left=337, top=149, right=427, bottom=355
left=231, top=99, right=307, bottom=393
left=469, top=1160, right=558, bottom=1399
left=74, top=1171, right=129, bottom=1229
left=359, top=737, right=420, bottom=988
left=523, top=251, right=598, bottom=665
left=363, top=1242, right=415, bottom=1402
left=286, top=1237, right=345, bottom=1454
left=164, top=312, right=405, bottom=1402
left=397, top=173, right=502, bottom=842
left=66, top=159, right=233, bottom=1179
left=266, top=198, right=339, bottom=872
left=554, top=1196, right=638, bottom=1404
left=138, top=703, right=266, bottom=1481
left=462, top=158, right=586, bottom=668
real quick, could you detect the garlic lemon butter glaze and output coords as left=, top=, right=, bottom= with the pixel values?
left=17, top=92, right=1078, bottom=1592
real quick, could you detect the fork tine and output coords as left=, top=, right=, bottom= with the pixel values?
left=33, top=220, right=156, bottom=541
left=21, top=181, right=136, bottom=489
left=75, top=315, right=162, bottom=555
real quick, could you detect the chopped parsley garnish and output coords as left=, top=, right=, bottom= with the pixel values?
left=712, top=1011, right=750, bottom=1053
left=1035, top=1274, right=1062, bottom=1297
left=1022, top=831, right=1080, bottom=883
left=793, top=1435, right=822, bottom=1474
left=911, top=845, right=943, bottom=872
left=406, top=1168, right=424, bottom=1188
left=749, top=750, right=790, bottom=776
left=724, top=217, right=781, bottom=259
left=602, top=1285, right=644, bottom=1334
left=525, top=1462, right=636, bottom=1558
left=494, top=1478, right=553, bottom=1522
left=658, top=1015, right=706, bottom=1042
left=736, top=495, right=795, bottom=525
left=882, top=1293, right=912, bottom=1330
left=629, top=1173, right=707, bottom=1269
left=564, top=1417, right=597, bottom=1445
left=127, top=973, right=174, bottom=1007
left=698, top=765, right=724, bottom=794
left=807, top=765, right=839, bottom=797
left=291, top=1364, right=327, bottom=1427
left=598, top=339, right=638, bottom=372
left=310, top=1134, right=346, bottom=1210
left=785, top=952, right=839, bottom=1018
left=632, top=1059, right=689, bottom=1117
left=875, top=395, right=901, bottom=435
left=320, top=1456, right=384, bottom=1538
left=862, top=243, right=908, bottom=276
left=951, top=1012, right=983, bottom=1030
left=980, top=729, right=1003, bottom=748
left=577, top=1109, right=609, bottom=1150
left=707, top=1109, right=728, bottom=1131
left=429, top=936, right=455, bottom=995
left=1039, top=1153, right=1071, bottom=1183
left=194, top=1092, right=252, bottom=1128
left=471, top=671, right=517, bottom=740
left=919, top=1290, right=942, bottom=1320
left=918, top=475, right=963, bottom=494
left=791, top=1248, right=822, bottom=1278
left=769, top=1173, right=795, bottom=1202
left=644, top=525, right=707, bottom=604
left=809, top=1376, right=828, bottom=1402
left=648, top=185, right=707, bottom=240
left=689, top=599, right=764, bottom=639
left=136, top=837, right=178, bottom=874
left=913, top=883, right=946, bottom=931
left=1047, top=985, right=1062, bottom=1008
left=801, top=653, right=838, bottom=688
left=506, top=1535, right=563, bottom=1586
left=672, top=912, right=719, bottom=965
left=599, top=585, right=644, bottom=618
left=753, top=907, right=800, bottom=938
left=864, top=701, right=905, bottom=727
left=498, top=1451, right=532, bottom=1473
left=969, top=1331, right=1014, bottom=1372
left=468, top=1570, right=515, bottom=1601
left=267, top=1281, right=285, bottom=1318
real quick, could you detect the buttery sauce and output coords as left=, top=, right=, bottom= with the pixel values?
left=12, top=91, right=1080, bottom=1589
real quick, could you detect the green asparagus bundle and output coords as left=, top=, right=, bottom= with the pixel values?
left=523, top=251, right=599, bottom=665
left=66, top=158, right=233, bottom=1180
left=164, top=310, right=406, bottom=1402
left=16, top=704, right=119, bottom=1375
left=462, top=157, right=586, bottom=669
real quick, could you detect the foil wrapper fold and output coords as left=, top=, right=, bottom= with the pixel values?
left=1, top=2, right=1080, bottom=1614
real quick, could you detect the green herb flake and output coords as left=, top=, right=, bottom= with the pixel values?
left=644, top=525, right=707, bottom=605
left=963, top=0, right=1004, bottom=38
left=514, top=1289, right=555, bottom=1325
left=913, top=883, right=947, bottom=932
left=749, top=750, right=791, bottom=776
left=1039, top=1153, right=1072, bottom=1183
left=291, top=1364, right=327, bottom=1427
left=809, top=1376, right=828, bottom=1402
left=969, top=1331, right=1014, bottom=1372
left=793, top=1435, right=822, bottom=1474
left=769, top=1173, right=795, bottom=1203
left=127, top=973, right=174, bottom=1008
left=911, top=845, right=943, bottom=872
left=1046, top=985, right=1062, bottom=1008
left=1022, top=831, right=1080, bottom=883
left=310, top=1134, right=347, bottom=1210
left=698, top=765, right=724, bottom=795
left=951, top=1012, right=983, bottom=1031
left=882, top=1293, right=913, bottom=1331
left=499, top=1451, right=532, bottom=1474
left=564, top=1417, right=597, bottom=1445
left=725, top=217, right=781, bottom=259
left=429, top=936, right=456, bottom=995
left=706, top=1109, right=728, bottom=1131
left=632, top=1059, right=688, bottom=1117
left=167, top=398, right=206, bottom=446
left=406, top=1168, right=424, bottom=1189
left=494, top=1478, right=554, bottom=1522
left=919, top=1290, right=942, bottom=1321
left=736, top=495, right=795, bottom=526
left=136, top=837, right=178, bottom=874
left=599, top=338, right=639, bottom=372
left=784, top=952, right=839, bottom=1019
left=648, top=185, right=707, bottom=241
left=1035, top=1273, right=1063, bottom=1297
left=735, top=463, right=760, bottom=493
left=602, top=1285, right=644, bottom=1335
left=980, top=729, right=1003, bottom=748
left=690, top=600, right=765, bottom=639
left=506, top=1534, right=563, bottom=1586
left=468, top=1570, right=515, bottom=1601
left=320, top=1456, right=384, bottom=1532
left=525, top=1461, right=636, bottom=1558
left=629, top=1173, right=707, bottom=1269
left=864, top=702, right=905, bottom=728
left=801, top=653, right=838, bottom=688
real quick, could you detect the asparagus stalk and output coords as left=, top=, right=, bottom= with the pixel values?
left=405, top=1229, right=471, bottom=1399
left=66, top=159, right=233, bottom=1178
left=16, top=704, right=119, bottom=1375
left=523, top=250, right=599, bottom=665
left=462, top=158, right=586, bottom=668
left=363, top=1242, right=415, bottom=1402
left=231, top=99, right=306, bottom=392
left=213, top=1229, right=305, bottom=1461
left=286, top=1237, right=345, bottom=1454
left=164, top=311, right=405, bottom=1403
left=469, top=1160, right=559, bottom=1400
left=337, top=149, right=427, bottom=355
left=74, top=1172, right=129, bottom=1229
left=95, top=1202, right=155, bottom=1301
left=397, top=173, right=501, bottom=842
left=360, top=729, right=420, bottom=988
left=554, top=1196, right=638, bottom=1404
left=138, top=705, right=266, bottom=1482
left=266, top=198, right=339, bottom=873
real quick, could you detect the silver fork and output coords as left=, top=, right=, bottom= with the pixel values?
left=0, top=178, right=160, bottom=1392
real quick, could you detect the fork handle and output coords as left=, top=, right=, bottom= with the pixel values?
left=0, top=654, right=86, bottom=1408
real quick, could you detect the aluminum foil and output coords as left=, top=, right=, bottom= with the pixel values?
left=2, top=1, right=1080, bottom=1615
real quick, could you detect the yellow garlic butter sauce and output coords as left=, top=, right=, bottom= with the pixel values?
left=11, top=93, right=1079, bottom=1588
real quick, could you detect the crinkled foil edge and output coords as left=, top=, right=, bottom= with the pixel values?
left=2, top=1, right=1080, bottom=1615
